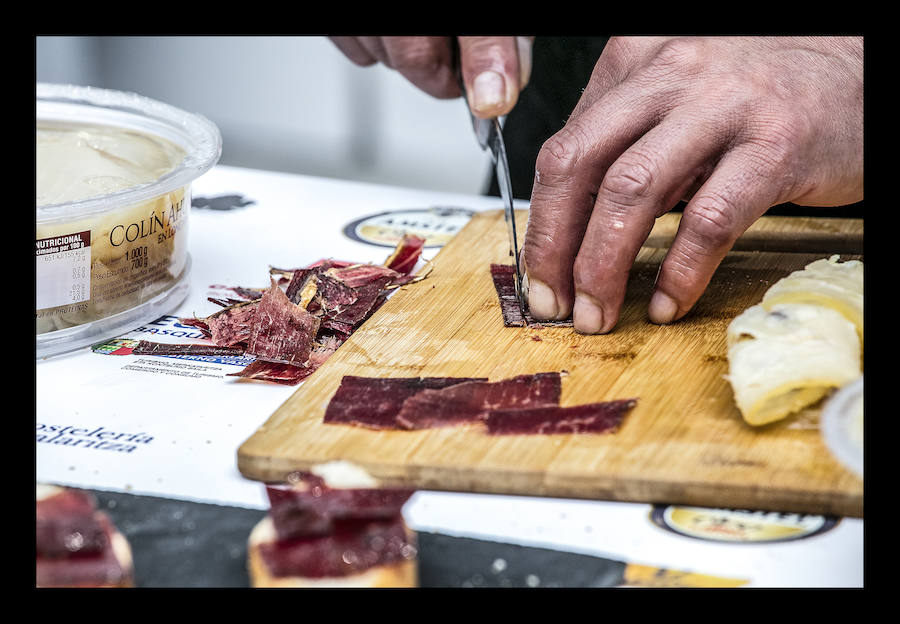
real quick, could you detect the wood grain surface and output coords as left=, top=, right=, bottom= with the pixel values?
left=238, top=211, right=864, bottom=517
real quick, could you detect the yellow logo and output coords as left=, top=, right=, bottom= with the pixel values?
left=343, top=207, right=474, bottom=248
left=651, top=505, right=838, bottom=543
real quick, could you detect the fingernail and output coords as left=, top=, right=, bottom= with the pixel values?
left=472, top=70, right=505, bottom=113
left=573, top=295, right=605, bottom=334
left=527, top=278, right=558, bottom=320
left=649, top=290, right=679, bottom=324
left=516, top=36, right=533, bottom=88
left=520, top=272, right=530, bottom=300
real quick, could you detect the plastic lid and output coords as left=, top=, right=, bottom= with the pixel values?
left=36, top=83, right=222, bottom=223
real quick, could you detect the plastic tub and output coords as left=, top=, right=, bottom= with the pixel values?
left=821, top=376, right=863, bottom=478
left=36, top=84, right=222, bottom=358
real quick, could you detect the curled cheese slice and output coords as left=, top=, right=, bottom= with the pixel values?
left=726, top=303, right=861, bottom=426
left=761, top=255, right=863, bottom=346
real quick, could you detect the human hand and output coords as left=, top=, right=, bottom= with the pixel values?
left=522, top=36, right=863, bottom=333
left=329, top=36, right=533, bottom=118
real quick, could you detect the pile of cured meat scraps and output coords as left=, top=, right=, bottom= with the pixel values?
left=323, top=371, right=638, bottom=435
left=132, top=234, right=429, bottom=386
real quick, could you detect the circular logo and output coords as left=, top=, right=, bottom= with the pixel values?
left=650, top=504, right=839, bottom=543
left=343, top=206, right=476, bottom=248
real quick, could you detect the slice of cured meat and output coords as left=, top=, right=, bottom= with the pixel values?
left=230, top=286, right=265, bottom=301
left=36, top=487, right=108, bottom=557
left=383, top=234, right=426, bottom=275
left=256, top=515, right=415, bottom=579
left=228, top=336, right=344, bottom=384
left=36, top=514, right=132, bottom=587
left=246, top=281, right=321, bottom=366
left=227, top=360, right=316, bottom=385
left=394, top=372, right=563, bottom=430
left=204, top=299, right=260, bottom=347
left=131, top=340, right=246, bottom=356
left=176, top=316, right=212, bottom=338
left=283, top=259, right=353, bottom=305
left=266, top=473, right=415, bottom=540
left=323, top=376, right=487, bottom=429
left=490, top=264, right=574, bottom=328
left=315, top=265, right=400, bottom=327
left=36, top=485, right=133, bottom=588
left=484, top=399, right=638, bottom=435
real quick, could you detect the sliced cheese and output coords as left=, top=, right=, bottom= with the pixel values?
left=726, top=303, right=861, bottom=426
left=762, top=255, right=864, bottom=346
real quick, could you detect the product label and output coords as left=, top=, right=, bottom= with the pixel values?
left=35, top=230, right=91, bottom=310
left=650, top=504, right=838, bottom=543
left=343, top=207, right=474, bottom=248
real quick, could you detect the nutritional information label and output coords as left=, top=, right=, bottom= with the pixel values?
left=36, top=230, right=91, bottom=310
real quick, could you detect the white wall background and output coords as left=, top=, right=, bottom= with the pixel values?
left=35, top=36, right=493, bottom=195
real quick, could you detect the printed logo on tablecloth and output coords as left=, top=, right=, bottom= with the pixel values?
left=343, top=207, right=475, bottom=248
left=91, top=338, right=140, bottom=355
left=650, top=504, right=839, bottom=543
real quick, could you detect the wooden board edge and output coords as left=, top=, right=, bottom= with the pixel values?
left=236, top=445, right=862, bottom=518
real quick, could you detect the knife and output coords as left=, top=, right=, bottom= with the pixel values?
left=453, top=46, right=527, bottom=318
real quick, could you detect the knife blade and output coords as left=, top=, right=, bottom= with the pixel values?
left=453, top=49, right=527, bottom=317
left=486, top=119, right=527, bottom=319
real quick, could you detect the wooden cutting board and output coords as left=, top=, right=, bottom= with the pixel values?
left=238, top=211, right=864, bottom=517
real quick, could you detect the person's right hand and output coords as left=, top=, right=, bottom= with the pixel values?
left=521, top=36, right=863, bottom=334
left=329, top=36, right=533, bottom=119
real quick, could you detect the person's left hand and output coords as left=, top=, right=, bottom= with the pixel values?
left=329, top=36, right=533, bottom=118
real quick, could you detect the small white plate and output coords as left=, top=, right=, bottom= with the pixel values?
left=821, top=376, right=864, bottom=478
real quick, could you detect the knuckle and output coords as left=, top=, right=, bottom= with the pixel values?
left=750, top=108, right=809, bottom=166
left=686, top=192, right=740, bottom=249
left=650, top=37, right=706, bottom=75
left=534, top=127, right=585, bottom=185
left=390, top=41, right=444, bottom=73
left=522, top=222, right=562, bottom=268
left=600, top=152, right=657, bottom=206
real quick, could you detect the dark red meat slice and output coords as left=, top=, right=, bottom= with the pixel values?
left=395, top=372, right=562, bottom=430
left=228, top=359, right=315, bottom=385
left=323, top=376, right=487, bottom=429
left=329, top=264, right=401, bottom=290
left=230, top=286, right=265, bottom=300
left=314, top=275, right=372, bottom=325
left=283, top=260, right=353, bottom=305
left=319, top=318, right=356, bottom=338
left=246, top=282, right=321, bottom=365
left=312, top=265, right=399, bottom=327
left=490, top=264, right=574, bottom=328
left=228, top=337, right=341, bottom=385
left=484, top=399, right=638, bottom=435
left=204, top=299, right=260, bottom=347
left=266, top=473, right=414, bottom=540
left=176, top=316, right=212, bottom=338
left=259, top=515, right=415, bottom=579
left=131, top=340, right=246, bottom=356
left=36, top=514, right=130, bottom=587
left=383, top=234, right=426, bottom=275
left=36, top=488, right=107, bottom=557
